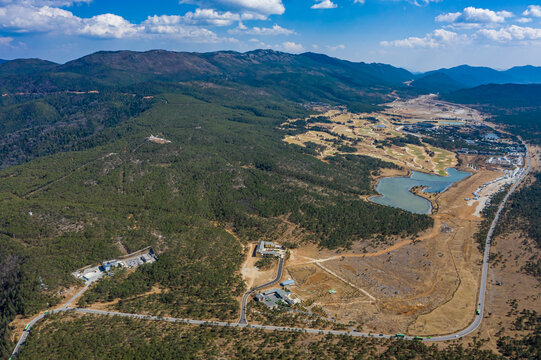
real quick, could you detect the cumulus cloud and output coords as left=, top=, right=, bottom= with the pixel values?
left=0, top=5, right=80, bottom=33
left=179, top=0, right=284, bottom=17
left=523, top=5, right=541, bottom=17
left=477, top=25, right=541, bottom=42
left=229, top=23, right=294, bottom=35
left=516, top=17, right=533, bottom=23
left=281, top=41, right=304, bottom=52
left=0, top=5, right=141, bottom=38
left=436, top=7, right=513, bottom=24
left=0, top=4, right=230, bottom=42
left=140, top=15, right=226, bottom=42
left=311, top=0, right=337, bottom=10
left=80, top=14, right=142, bottom=38
left=183, top=9, right=242, bottom=26
left=381, top=29, right=465, bottom=48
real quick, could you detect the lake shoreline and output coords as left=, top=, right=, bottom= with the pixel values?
left=369, top=168, right=471, bottom=214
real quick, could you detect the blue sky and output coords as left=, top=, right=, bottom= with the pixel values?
left=0, top=0, right=540, bottom=71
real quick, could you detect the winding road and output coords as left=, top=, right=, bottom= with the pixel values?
left=11, top=142, right=530, bottom=358
left=238, top=256, right=284, bottom=325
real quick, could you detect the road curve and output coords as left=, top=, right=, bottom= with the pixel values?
left=10, top=282, right=92, bottom=358
left=11, top=142, right=530, bottom=358
left=238, top=256, right=284, bottom=325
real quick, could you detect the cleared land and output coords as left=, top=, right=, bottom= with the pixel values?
left=283, top=109, right=457, bottom=176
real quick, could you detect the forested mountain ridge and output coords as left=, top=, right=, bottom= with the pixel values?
left=441, top=84, right=541, bottom=144
left=0, top=49, right=414, bottom=94
left=0, top=49, right=417, bottom=170
left=412, top=64, right=541, bottom=93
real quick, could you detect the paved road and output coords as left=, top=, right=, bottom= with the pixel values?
left=11, top=282, right=92, bottom=358
left=11, top=142, right=530, bottom=357
left=428, top=140, right=529, bottom=341
left=238, top=256, right=284, bottom=325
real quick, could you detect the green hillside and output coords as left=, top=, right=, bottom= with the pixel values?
left=0, top=72, right=431, bottom=357
left=442, top=84, right=541, bottom=144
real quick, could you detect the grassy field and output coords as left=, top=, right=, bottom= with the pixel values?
left=283, top=109, right=457, bottom=176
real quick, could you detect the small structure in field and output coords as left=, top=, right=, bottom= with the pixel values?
left=147, top=135, right=171, bottom=144
left=280, top=279, right=295, bottom=287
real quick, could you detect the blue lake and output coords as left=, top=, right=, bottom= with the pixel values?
left=438, top=121, right=465, bottom=125
left=370, top=168, right=471, bottom=214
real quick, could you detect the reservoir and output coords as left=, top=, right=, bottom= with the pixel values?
left=370, top=168, right=471, bottom=214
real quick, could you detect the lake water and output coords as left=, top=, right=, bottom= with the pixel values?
left=438, top=121, right=465, bottom=126
left=370, top=168, right=471, bottom=214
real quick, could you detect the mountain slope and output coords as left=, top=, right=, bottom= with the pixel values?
left=410, top=72, right=467, bottom=93
left=443, top=83, right=541, bottom=108
left=505, top=65, right=541, bottom=83
left=0, top=58, right=58, bottom=76
left=0, top=50, right=414, bottom=101
left=413, top=64, right=541, bottom=93
left=442, top=83, right=541, bottom=144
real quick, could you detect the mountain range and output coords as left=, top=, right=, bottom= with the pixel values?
left=0, top=50, right=413, bottom=106
left=2, top=50, right=541, bottom=96
left=412, top=64, right=541, bottom=92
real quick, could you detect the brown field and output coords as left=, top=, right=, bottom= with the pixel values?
left=279, top=167, right=507, bottom=335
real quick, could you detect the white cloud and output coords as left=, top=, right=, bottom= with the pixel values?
left=0, top=0, right=91, bottom=6
left=282, top=41, right=304, bottom=52
left=437, top=7, right=513, bottom=24
left=179, top=0, right=284, bottom=17
left=183, top=9, right=241, bottom=26
left=517, top=17, right=533, bottom=23
left=229, top=23, right=294, bottom=35
left=523, top=5, right=541, bottom=17
left=0, top=5, right=80, bottom=33
left=410, top=0, right=442, bottom=6
left=0, top=35, right=13, bottom=46
left=141, top=15, right=226, bottom=42
left=353, top=0, right=365, bottom=4
left=311, top=0, right=337, bottom=10
left=435, top=12, right=461, bottom=23
left=381, top=29, right=465, bottom=48
left=0, top=4, right=228, bottom=42
left=327, top=44, right=345, bottom=50
left=477, top=25, right=541, bottom=42
left=80, top=14, right=142, bottom=38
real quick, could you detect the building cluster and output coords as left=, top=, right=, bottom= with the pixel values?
left=255, top=288, right=300, bottom=309
left=466, top=167, right=524, bottom=202
left=256, top=241, right=286, bottom=258
left=487, top=155, right=524, bottom=167
left=73, top=248, right=157, bottom=284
